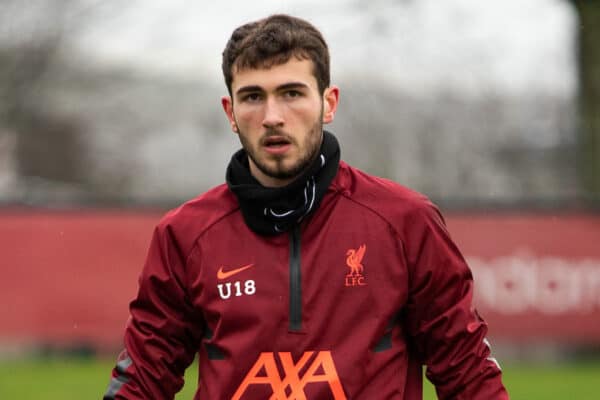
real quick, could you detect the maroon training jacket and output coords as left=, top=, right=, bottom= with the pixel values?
left=105, top=161, right=508, bottom=399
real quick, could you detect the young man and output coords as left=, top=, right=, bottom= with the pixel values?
left=104, top=14, right=508, bottom=399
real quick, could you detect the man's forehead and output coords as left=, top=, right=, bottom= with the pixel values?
left=231, top=58, right=318, bottom=91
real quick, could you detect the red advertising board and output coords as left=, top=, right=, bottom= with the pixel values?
left=447, top=213, right=600, bottom=344
left=0, top=209, right=599, bottom=349
left=0, top=209, right=158, bottom=351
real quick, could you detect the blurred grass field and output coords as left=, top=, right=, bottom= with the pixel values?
left=1, top=356, right=599, bottom=399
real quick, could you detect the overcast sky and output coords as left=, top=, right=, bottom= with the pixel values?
left=75, top=0, right=577, bottom=97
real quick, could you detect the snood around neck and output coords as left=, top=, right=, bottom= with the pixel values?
left=226, top=131, right=340, bottom=236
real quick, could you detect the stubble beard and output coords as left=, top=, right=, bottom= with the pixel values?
left=239, top=119, right=323, bottom=182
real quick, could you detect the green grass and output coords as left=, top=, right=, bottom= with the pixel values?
left=0, top=356, right=599, bottom=399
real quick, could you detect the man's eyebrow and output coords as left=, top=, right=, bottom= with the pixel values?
left=276, top=82, right=310, bottom=91
left=236, top=85, right=263, bottom=96
left=235, top=82, right=310, bottom=96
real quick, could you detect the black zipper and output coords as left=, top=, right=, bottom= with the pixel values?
left=289, top=225, right=302, bottom=331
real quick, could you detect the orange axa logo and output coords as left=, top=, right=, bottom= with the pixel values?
left=232, top=351, right=347, bottom=400
left=345, top=244, right=367, bottom=287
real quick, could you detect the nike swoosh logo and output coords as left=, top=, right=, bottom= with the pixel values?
left=217, top=263, right=255, bottom=280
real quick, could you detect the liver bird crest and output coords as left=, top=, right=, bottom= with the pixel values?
left=346, top=244, right=366, bottom=276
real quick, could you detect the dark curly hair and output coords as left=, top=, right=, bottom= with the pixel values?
left=222, top=14, right=330, bottom=95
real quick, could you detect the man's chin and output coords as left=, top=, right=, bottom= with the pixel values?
left=259, top=162, right=305, bottom=181
left=264, top=168, right=299, bottom=181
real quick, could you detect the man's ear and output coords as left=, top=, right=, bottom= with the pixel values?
left=221, top=96, right=238, bottom=133
left=322, top=85, right=340, bottom=124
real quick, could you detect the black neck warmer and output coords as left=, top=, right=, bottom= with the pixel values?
left=226, top=131, right=340, bottom=236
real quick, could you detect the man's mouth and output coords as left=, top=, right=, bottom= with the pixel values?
left=263, top=136, right=291, bottom=148
left=262, top=135, right=292, bottom=154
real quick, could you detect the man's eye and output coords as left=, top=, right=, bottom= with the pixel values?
left=242, top=93, right=262, bottom=102
left=285, top=90, right=302, bottom=98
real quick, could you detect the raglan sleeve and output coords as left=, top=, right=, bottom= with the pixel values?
left=103, top=221, right=204, bottom=399
left=402, top=200, right=509, bottom=399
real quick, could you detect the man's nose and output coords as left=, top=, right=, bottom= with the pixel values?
left=262, top=98, right=285, bottom=128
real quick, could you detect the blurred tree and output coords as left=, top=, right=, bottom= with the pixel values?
left=0, top=0, right=84, bottom=187
left=0, top=0, right=121, bottom=203
left=573, top=0, right=600, bottom=202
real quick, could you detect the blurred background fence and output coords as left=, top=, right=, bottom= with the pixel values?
left=1, top=0, right=600, bottom=398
